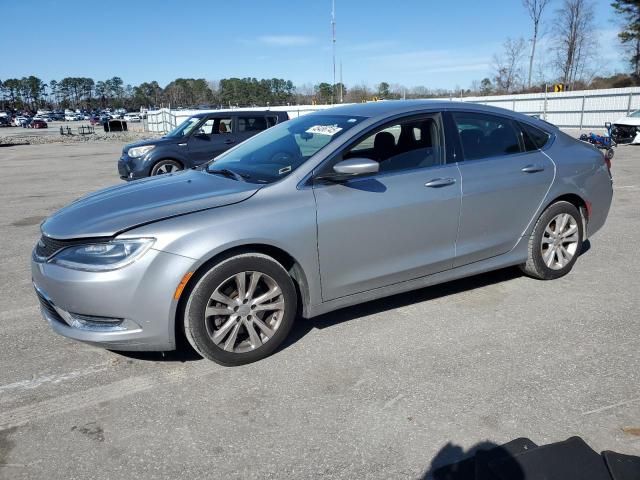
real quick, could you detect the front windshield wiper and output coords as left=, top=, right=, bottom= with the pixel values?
left=207, top=168, right=249, bottom=182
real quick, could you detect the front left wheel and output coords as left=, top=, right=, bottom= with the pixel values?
left=183, top=253, right=297, bottom=366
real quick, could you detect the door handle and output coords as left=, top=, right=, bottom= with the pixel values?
left=224, top=138, right=235, bottom=144
left=521, top=164, right=544, bottom=173
left=425, top=177, right=456, bottom=188
left=178, top=142, right=187, bottom=147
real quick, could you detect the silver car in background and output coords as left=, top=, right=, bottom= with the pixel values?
left=32, top=101, right=613, bottom=365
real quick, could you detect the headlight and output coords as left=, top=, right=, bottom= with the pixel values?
left=51, top=238, right=155, bottom=272
left=128, top=145, right=155, bottom=158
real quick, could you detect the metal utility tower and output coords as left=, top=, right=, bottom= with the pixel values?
left=331, top=0, right=336, bottom=104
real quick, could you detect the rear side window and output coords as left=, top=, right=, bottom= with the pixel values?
left=519, top=122, right=550, bottom=151
left=452, top=112, right=522, bottom=160
left=238, top=116, right=269, bottom=132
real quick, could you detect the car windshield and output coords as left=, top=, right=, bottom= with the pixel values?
left=206, top=114, right=365, bottom=184
left=630, top=110, right=640, bottom=118
left=165, top=116, right=202, bottom=138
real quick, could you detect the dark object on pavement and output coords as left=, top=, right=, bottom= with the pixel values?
left=104, top=119, right=127, bottom=132
left=432, top=436, right=640, bottom=480
left=475, top=438, right=538, bottom=480
left=490, top=436, right=611, bottom=480
left=603, top=451, right=640, bottom=480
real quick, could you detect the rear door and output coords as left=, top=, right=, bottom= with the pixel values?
left=235, top=114, right=277, bottom=143
left=187, top=116, right=237, bottom=164
left=448, top=111, right=555, bottom=267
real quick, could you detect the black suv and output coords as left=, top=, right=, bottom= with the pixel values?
left=118, top=110, right=289, bottom=180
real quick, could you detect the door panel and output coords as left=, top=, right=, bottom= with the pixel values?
left=454, top=151, right=554, bottom=267
left=314, top=165, right=461, bottom=301
left=188, top=117, right=236, bottom=164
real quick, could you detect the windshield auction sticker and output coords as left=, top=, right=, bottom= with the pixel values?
left=306, top=125, right=343, bottom=136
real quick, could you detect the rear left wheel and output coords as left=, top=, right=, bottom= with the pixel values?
left=521, top=201, right=583, bottom=280
left=183, top=253, right=297, bottom=365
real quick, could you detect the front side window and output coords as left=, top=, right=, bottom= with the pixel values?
left=342, top=114, right=444, bottom=173
left=165, top=116, right=202, bottom=138
left=453, top=112, right=522, bottom=160
left=216, top=118, right=233, bottom=134
left=207, top=114, right=365, bottom=184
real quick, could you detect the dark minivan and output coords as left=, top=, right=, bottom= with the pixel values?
left=118, top=110, right=289, bottom=180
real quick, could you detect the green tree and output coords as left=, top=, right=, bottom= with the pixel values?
left=612, top=0, right=640, bottom=77
left=377, top=82, right=390, bottom=98
left=480, top=77, right=494, bottom=95
left=314, top=82, right=333, bottom=104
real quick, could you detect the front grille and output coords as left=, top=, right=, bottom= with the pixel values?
left=35, top=235, right=109, bottom=260
left=612, top=124, right=638, bottom=144
left=35, top=289, right=66, bottom=325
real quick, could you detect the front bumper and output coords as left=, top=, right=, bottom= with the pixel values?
left=32, top=247, right=195, bottom=351
left=118, top=154, right=151, bottom=181
left=611, top=124, right=640, bottom=145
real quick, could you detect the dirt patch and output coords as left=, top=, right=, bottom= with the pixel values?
left=0, top=131, right=158, bottom=146
left=71, top=422, right=105, bottom=442
left=0, top=426, right=18, bottom=465
left=11, top=216, right=45, bottom=227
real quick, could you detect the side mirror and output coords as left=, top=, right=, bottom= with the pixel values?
left=316, top=158, right=379, bottom=182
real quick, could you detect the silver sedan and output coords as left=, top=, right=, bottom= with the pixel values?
left=32, top=101, right=613, bottom=365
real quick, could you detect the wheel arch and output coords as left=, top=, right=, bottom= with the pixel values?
left=174, top=243, right=311, bottom=347
left=151, top=157, right=185, bottom=173
left=543, top=193, right=588, bottom=221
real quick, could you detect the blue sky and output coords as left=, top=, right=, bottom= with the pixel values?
left=0, top=0, right=625, bottom=90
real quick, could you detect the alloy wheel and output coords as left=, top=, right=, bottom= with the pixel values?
left=540, top=213, right=580, bottom=270
left=154, top=163, right=178, bottom=175
left=204, top=271, right=285, bottom=353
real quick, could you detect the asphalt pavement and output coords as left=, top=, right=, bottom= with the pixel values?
left=0, top=140, right=638, bottom=479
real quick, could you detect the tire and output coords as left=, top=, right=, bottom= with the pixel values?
left=183, top=253, right=297, bottom=366
left=605, top=148, right=614, bottom=161
left=150, top=159, right=182, bottom=176
left=520, top=201, right=584, bottom=280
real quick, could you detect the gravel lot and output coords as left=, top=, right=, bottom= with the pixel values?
left=0, top=139, right=638, bottom=479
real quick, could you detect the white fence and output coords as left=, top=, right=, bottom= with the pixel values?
left=145, top=86, right=640, bottom=133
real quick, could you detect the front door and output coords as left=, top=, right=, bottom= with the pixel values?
left=314, top=114, right=462, bottom=301
left=188, top=116, right=237, bottom=164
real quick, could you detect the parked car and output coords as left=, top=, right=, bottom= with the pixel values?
left=0, top=116, right=10, bottom=127
left=14, top=116, right=29, bottom=127
left=610, top=110, right=640, bottom=144
left=29, top=119, right=48, bottom=129
left=118, top=110, right=289, bottom=180
left=89, top=116, right=103, bottom=126
left=123, top=113, right=141, bottom=122
left=64, top=114, right=77, bottom=121
left=32, top=101, right=613, bottom=365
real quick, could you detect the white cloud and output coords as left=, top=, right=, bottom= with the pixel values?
left=367, top=48, right=493, bottom=76
left=257, top=35, right=315, bottom=47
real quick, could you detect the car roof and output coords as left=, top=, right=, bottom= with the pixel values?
left=309, top=99, right=550, bottom=127
left=191, top=110, right=287, bottom=118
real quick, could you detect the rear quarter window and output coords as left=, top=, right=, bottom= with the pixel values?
left=519, top=122, right=551, bottom=151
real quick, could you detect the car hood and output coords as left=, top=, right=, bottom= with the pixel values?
left=41, top=169, right=260, bottom=239
left=613, top=116, right=640, bottom=127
